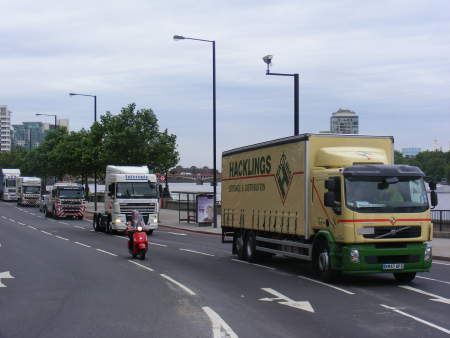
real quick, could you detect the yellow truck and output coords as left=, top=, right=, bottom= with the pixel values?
left=221, top=134, right=437, bottom=283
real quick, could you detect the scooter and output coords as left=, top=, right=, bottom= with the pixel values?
left=127, top=226, right=148, bottom=260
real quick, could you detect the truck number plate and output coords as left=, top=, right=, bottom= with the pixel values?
left=382, top=263, right=404, bottom=270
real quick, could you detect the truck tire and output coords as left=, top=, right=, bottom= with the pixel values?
left=234, top=230, right=246, bottom=260
left=313, top=239, right=338, bottom=282
left=94, top=214, right=101, bottom=232
left=245, top=231, right=258, bottom=262
left=393, top=272, right=416, bottom=283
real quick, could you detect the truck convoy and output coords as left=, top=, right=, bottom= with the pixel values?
left=94, top=165, right=160, bottom=235
left=221, top=134, right=436, bottom=283
left=0, top=169, right=21, bottom=201
left=16, top=176, right=41, bottom=206
left=44, top=182, right=85, bottom=219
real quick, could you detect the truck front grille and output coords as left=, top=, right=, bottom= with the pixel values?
left=119, top=203, right=156, bottom=217
left=363, top=226, right=421, bottom=239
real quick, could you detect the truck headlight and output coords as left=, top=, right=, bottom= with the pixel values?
left=350, top=248, right=360, bottom=263
left=115, top=218, right=122, bottom=224
left=424, top=245, right=432, bottom=261
left=150, top=216, right=158, bottom=224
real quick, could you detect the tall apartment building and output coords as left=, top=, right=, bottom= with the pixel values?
left=12, top=122, right=51, bottom=149
left=330, top=108, right=359, bottom=134
left=0, top=105, right=12, bottom=152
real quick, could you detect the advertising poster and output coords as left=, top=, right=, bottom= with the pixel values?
left=196, top=194, right=214, bottom=225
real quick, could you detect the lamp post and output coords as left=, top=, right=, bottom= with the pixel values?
left=35, top=113, right=57, bottom=129
left=262, top=55, right=299, bottom=136
left=69, top=92, right=98, bottom=212
left=173, top=34, right=218, bottom=229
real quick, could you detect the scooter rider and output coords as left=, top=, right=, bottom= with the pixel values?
left=128, top=210, right=145, bottom=248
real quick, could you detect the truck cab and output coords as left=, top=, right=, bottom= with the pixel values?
left=16, top=176, right=41, bottom=207
left=45, top=183, right=85, bottom=219
left=95, top=165, right=159, bottom=235
left=0, top=169, right=21, bottom=201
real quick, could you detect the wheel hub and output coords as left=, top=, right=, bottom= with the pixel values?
left=318, top=251, right=329, bottom=271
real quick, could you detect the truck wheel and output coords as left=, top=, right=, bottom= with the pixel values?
left=94, top=215, right=101, bottom=232
left=393, top=272, right=416, bottom=283
left=313, top=240, right=338, bottom=282
left=234, top=230, right=246, bottom=260
left=245, top=231, right=258, bottom=262
left=45, top=207, right=49, bottom=217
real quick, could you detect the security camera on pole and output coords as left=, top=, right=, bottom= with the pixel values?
left=262, top=55, right=299, bottom=136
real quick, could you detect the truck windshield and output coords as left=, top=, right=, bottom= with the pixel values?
left=24, top=186, right=40, bottom=194
left=116, top=182, right=158, bottom=199
left=6, top=179, right=16, bottom=187
left=58, top=188, right=83, bottom=199
left=345, top=177, right=429, bottom=213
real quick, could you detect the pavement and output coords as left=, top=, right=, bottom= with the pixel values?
left=2, top=201, right=450, bottom=338
left=85, top=202, right=450, bottom=261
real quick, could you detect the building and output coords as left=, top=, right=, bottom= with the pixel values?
left=330, top=108, right=359, bottom=134
left=12, top=122, right=51, bottom=149
left=0, top=105, right=12, bottom=152
left=401, top=147, right=421, bottom=158
left=57, top=119, right=69, bottom=130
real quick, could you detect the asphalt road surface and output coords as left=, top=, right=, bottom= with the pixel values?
left=1, top=201, right=449, bottom=338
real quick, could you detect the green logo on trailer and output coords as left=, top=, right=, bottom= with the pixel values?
left=275, top=153, right=293, bottom=204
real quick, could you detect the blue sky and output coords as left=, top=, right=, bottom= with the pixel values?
left=1, top=0, right=449, bottom=167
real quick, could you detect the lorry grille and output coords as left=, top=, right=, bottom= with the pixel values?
left=363, top=226, right=421, bottom=239
left=120, top=203, right=156, bottom=216
left=365, top=255, right=420, bottom=264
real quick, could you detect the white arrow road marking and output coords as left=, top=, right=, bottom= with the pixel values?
left=380, top=304, right=450, bottom=334
left=399, top=285, right=450, bottom=305
left=0, top=271, right=14, bottom=287
left=259, top=288, right=314, bottom=313
left=202, top=306, right=238, bottom=338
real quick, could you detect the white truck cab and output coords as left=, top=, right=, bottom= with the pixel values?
left=16, top=176, right=41, bottom=206
left=0, top=169, right=21, bottom=201
left=95, top=165, right=160, bottom=234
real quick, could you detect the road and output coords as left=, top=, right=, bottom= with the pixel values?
left=1, top=201, right=449, bottom=338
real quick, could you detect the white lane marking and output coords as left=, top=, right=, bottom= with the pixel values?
left=0, top=271, right=15, bottom=288
left=297, top=275, right=355, bottom=295
left=202, top=306, right=238, bottom=338
left=399, top=285, right=450, bottom=304
left=96, top=248, right=118, bottom=257
left=55, top=235, right=69, bottom=241
left=128, top=260, right=154, bottom=272
left=18, top=222, right=26, bottom=226
left=433, top=261, right=450, bottom=266
left=1, top=216, right=7, bottom=219
left=74, top=241, right=91, bottom=248
left=160, top=274, right=196, bottom=296
left=259, top=288, right=314, bottom=313
left=9, top=218, right=15, bottom=223
left=113, top=235, right=127, bottom=240
left=380, top=304, right=450, bottom=334
left=167, top=231, right=187, bottom=236
left=58, top=221, right=69, bottom=225
left=41, top=230, right=53, bottom=236
left=179, top=248, right=215, bottom=257
left=27, top=225, right=37, bottom=230
left=231, top=259, right=275, bottom=270
left=90, top=230, right=95, bottom=232
left=416, top=276, right=450, bottom=285
left=151, top=242, right=167, bottom=247
left=74, top=225, right=85, bottom=229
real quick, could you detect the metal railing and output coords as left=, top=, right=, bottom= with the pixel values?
left=431, top=210, right=450, bottom=232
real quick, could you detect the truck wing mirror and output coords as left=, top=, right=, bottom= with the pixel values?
left=325, top=178, right=336, bottom=191
left=430, top=191, right=438, bottom=208
left=324, top=191, right=336, bottom=207
left=428, top=181, right=437, bottom=191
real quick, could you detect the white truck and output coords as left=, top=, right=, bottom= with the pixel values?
left=94, top=165, right=160, bottom=235
left=16, top=176, right=41, bottom=206
left=45, top=182, right=85, bottom=219
left=0, top=169, right=21, bottom=201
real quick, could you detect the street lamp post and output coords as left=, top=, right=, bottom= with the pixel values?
left=173, top=34, right=218, bottom=229
left=35, top=113, right=57, bottom=129
left=262, top=55, right=299, bottom=136
left=69, top=92, right=98, bottom=212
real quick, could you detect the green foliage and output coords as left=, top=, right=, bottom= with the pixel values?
left=395, top=150, right=450, bottom=182
left=0, top=103, right=179, bottom=181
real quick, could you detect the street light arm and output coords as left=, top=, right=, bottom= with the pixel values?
left=266, top=71, right=297, bottom=77
left=173, top=35, right=214, bottom=43
left=69, top=93, right=96, bottom=98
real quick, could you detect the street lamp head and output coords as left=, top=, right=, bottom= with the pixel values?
left=69, top=93, right=76, bottom=96
left=262, top=55, right=273, bottom=66
left=173, top=35, right=185, bottom=41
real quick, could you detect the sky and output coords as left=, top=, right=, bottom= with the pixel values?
left=1, top=0, right=449, bottom=168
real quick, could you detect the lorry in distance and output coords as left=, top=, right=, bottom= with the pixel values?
left=45, top=182, right=85, bottom=219
left=16, top=176, right=41, bottom=207
left=94, top=165, right=160, bottom=235
left=0, top=168, right=21, bottom=201
left=221, top=134, right=436, bottom=283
